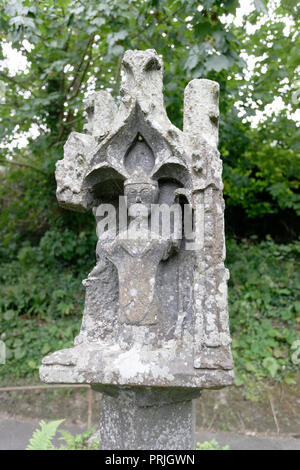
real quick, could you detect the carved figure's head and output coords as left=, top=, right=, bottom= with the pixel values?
left=124, top=171, right=158, bottom=214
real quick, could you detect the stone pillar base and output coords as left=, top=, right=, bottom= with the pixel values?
left=94, top=386, right=201, bottom=450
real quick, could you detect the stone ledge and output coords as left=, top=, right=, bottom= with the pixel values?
left=40, top=343, right=234, bottom=389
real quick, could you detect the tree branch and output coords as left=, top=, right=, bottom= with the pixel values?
left=68, top=37, right=94, bottom=102
left=0, top=71, right=37, bottom=96
left=67, top=35, right=95, bottom=94
left=0, top=159, right=47, bottom=175
left=115, top=51, right=125, bottom=85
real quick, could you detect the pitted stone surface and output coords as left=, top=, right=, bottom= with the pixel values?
left=99, top=388, right=196, bottom=450
left=42, top=50, right=233, bottom=384
left=40, top=48, right=234, bottom=450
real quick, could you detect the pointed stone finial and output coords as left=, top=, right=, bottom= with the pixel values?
left=119, top=49, right=164, bottom=112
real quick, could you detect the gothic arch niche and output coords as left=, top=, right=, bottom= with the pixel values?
left=153, top=162, right=191, bottom=189
left=124, top=134, right=155, bottom=175
left=84, top=167, right=125, bottom=198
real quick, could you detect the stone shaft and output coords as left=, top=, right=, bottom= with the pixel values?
left=98, top=387, right=197, bottom=450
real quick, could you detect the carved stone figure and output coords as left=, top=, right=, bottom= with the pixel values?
left=98, top=171, right=179, bottom=326
left=40, top=49, right=234, bottom=450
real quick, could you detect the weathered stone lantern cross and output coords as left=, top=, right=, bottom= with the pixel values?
left=40, top=49, right=234, bottom=450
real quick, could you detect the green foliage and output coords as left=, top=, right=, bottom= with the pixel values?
left=0, top=0, right=243, bottom=145
left=228, top=238, right=300, bottom=386
left=58, top=428, right=99, bottom=450
left=220, top=3, right=300, bottom=231
left=27, top=420, right=228, bottom=450
left=26, top=419, right=65, bottom=450
left=0, top=311, right=80, bottom=378
left=27, top=420, right=98, bottom=450
left=196, top=438, right=230, bottom=450
left=0, top=0, right=299, bottom=245
left=0, top=257, right=86, bottom=320
left=0, top=241, right=88, bottom=378
left=222, top=114, right=300, bottom=222
left=1, top=237, right=299, bottom=386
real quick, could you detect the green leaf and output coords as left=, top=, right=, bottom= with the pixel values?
left=244, top=361, right=256, bottom=372
left=205, top=54, right=231, bottom=72
left=291, top=340, right=300, bottom=365
left=262, top=357, right=279, bottom=378
left=3, top=310, right=15, bottom=321
left=234, top=375, right=244, bottom=387
left=254, top=0, right=268, bottom=14
left=90, top=17, right=105, bottom=27
left=14, top=347, right=26, bottom=360
left=41, top=343, right=51, bottom=354
left=283, top=374, right=296, bottom=385
left=27, top=420, right=65, bottom=450
left=294, top=301, right=300, bottom=313
left=27, top=360, right=37, bottom=369
left=107, top=30, right=128, bottom=47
